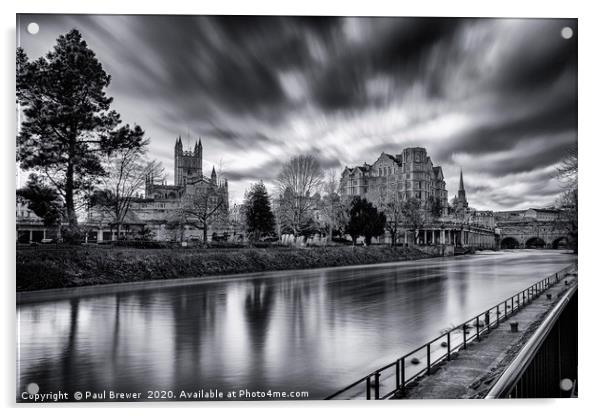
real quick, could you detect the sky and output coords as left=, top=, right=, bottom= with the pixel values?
left=17, top=15, right=577, bottom=210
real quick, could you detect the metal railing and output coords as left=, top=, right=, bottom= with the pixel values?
left=325, top=264, right=576, bottom=400
left=485, top=283, right=577, bottom=398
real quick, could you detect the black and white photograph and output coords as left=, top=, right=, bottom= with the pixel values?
left=14, top=12, right=578, bottom=403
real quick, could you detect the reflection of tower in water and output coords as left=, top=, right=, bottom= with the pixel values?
left=170, top=289, right=216, bottom=390
left=244, top=281, right=275, bottom=386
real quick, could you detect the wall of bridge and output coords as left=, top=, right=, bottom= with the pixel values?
left=498, top=221, right=570, bottom=249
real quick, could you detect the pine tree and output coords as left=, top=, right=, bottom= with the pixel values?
left=244, top=181, right=276, bottom=241
left=16, top=29, right=145, bottom=240
left=346, top=197, right=386, bottom=245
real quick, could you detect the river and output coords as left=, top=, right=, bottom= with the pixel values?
left=16, top=249, right=575, bottom=400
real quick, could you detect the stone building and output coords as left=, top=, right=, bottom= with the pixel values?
left=84, top=137, right=229, bottom=242
left=15, top=200, right=61, bottom=243
left=494, top=208, right=563, bottom=224
left=339, top=150, right=499, bottom=249
left=340, top=147, right=448, bottom=209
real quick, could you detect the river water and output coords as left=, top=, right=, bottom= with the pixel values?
left=17, top=250, right=575, bottom=400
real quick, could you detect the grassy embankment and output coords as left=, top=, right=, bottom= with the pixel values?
left=17, top=245, right=430, bottom=292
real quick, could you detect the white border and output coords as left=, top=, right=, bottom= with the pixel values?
left=2, top=1, right=600, bottom=415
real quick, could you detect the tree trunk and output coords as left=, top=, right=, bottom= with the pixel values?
left=203, top=220, right=208, bottom=243
left=64, top=158, right=79, bottom=233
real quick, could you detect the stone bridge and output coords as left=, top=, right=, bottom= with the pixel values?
left=497, top=221, right=570, bottom=249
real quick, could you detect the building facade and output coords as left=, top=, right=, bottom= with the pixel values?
left=339, top=149, right=501, bottom=249
left=340, top=147, right=448, bottom=209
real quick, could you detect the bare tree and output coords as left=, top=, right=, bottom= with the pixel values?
left=91, top=142, right=163, bottom=237
left=368, top=184, right=404, bottom=246
left=276, top=155, right=324, bottom=236
left=182, top=186, right=227, bottom=243
left=554, top=144, right=578, bottom=253
left=401, top=197, right=423, bottom=244
left=556, top=144, right=577, bottom=189
left=318, top=169, right=346, bottom=241
left=228, top=201, right=246, bottom=242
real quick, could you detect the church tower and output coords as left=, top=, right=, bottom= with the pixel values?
left=174, top=137, right=203, bottom=186
left=456, top=169, right=468, bottom=209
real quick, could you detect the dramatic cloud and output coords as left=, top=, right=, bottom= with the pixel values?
left=17, top=15, right=577, bottom=210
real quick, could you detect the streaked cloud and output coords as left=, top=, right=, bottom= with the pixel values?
left=17, top=15, right=577, bottom=210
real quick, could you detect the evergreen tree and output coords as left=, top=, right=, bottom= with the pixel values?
left=16, top=29, right=145, bottom=239
left=244, top=181, right=276, bottom=241
left=346, top=197, right=386, bottom=245
left=17, top=174, right=63, bottom=227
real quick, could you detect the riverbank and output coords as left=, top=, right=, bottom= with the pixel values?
left=17, top=245, right=431, bottom=292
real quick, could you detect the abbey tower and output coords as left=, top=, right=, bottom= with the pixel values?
left=174, top=136, right=203, bottom=186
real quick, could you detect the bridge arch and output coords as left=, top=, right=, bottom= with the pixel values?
left=552, top=236, right=569, bottom=249
left=501, top=237, right=520, bottom=249
left=525, top=237, right=546, bottom=249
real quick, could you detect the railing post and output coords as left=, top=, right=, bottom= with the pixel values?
left=511, top=296, right=514, bottom=313
left=401, top=357, right=406, bottom=395
left=366, top=376, right=371, bottom=400
left=374, top=372, right=380, bottom=400
left=485, top=311, right=490, bottom=332
left=476, top=316, right=480, bottom=341
left=427, top=344, right=431, bottom=375
left=504, top=300, right=508, bottom=319
left=463, top=324, right=467, bottom=349
left=447, top=332, right=451, bottom=360
left=496, top=305, right=500, bottom=327
left=523, top=290, right=525, bottom=307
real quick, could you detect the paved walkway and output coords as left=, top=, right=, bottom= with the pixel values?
left=395, top=269, right=577, bottom=399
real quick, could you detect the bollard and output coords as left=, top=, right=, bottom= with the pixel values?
left=446, top=332, right=451, bottom=360
left=510, top=322, right=519, bottom=333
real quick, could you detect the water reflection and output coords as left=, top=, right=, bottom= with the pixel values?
left=17, top=250, right=575, bottom=400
